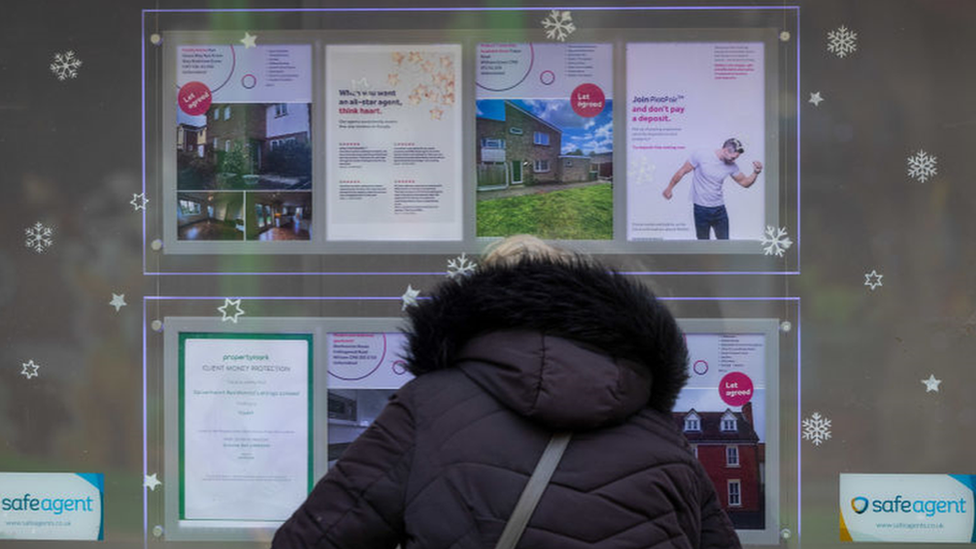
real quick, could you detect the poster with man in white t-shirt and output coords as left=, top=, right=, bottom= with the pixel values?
left=662, top=138, right=762, bottom=240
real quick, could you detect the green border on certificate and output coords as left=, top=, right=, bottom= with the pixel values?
left=177, top=332, right=314, bottom=521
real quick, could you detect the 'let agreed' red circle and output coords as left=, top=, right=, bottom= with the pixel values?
left=178, top=81, right=213, bottom=116
left=719, top=371, right=754, bottom=407
left=570, top=83, right=605, bottom=118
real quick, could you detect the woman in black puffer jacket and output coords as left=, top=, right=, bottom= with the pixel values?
left=273, top=236, right=741, bottom=549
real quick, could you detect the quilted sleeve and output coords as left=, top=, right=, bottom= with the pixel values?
left=271, top=388, right=416, bottom=549
left=696, top=461, right=743, bottom=549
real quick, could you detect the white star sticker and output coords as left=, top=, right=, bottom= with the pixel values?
left=21, top=360, right=40, bottom=380
left=864, top=270, right=884, bottom=291
left=809, top=92, right=824, bottom=106
left=240, top=32, right=257, bottom=49
left=401, top=285, right=420, bottom=311
left=218, top=298, right=245, bottom=323
left=921, top=374, right=942, bottom=393
left=130, top=192, right=149, bottom=211
left=144, top=473, right=162, bottom=491
left=109, top=293, right=127, bottom=312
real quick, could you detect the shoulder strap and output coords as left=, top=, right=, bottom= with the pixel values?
left=493, top=432, right=572, bottom=549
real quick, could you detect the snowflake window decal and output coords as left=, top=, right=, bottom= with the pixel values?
left=827, top=25, right=858, bottom=58
left=447, top=253, right=477, bottom=278
left=401, top=285, right=420, bottom=311
left=802, top=412, right=832, bottom=446
left=628, top=154, right=656, bottom=187
left=907, top=150, right=937, bottom=183
left=541, top=10, right=576, bottom=42
left=25, top=222, right=54, bottom=253
left=759, top=226, right=793, bottom=257
left=50, top=50, right=82, bottom=80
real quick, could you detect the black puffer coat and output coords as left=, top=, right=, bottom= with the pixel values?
left=273, top=260, right=741, bottom=549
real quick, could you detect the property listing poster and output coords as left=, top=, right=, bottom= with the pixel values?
left=176, top=44, right=313, bottom=242
left=626, top=42, right=765, bottom=241
left=679, top=332, right=767, bottom=530
left=179, top=333, right=312, bottom=522
left=326, top=333, right=412, bottom=466
left=325, top=45, right=462, bottom=241
left=476, top=43, right=613, bottom=240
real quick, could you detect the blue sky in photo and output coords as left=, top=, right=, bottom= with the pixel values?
left=476, top=99, right=613, bottom=155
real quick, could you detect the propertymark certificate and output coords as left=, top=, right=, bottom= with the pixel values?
left=325, top=44, right=462, bottom=241
left=179, top=333, right=312, bottom=522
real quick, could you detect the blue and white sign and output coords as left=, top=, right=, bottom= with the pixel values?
left=840, top=474, right=976, bottom=543
left=0, top=473, right=104, bottom=540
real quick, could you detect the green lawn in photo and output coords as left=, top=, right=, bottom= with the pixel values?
left=477, top=183, right=612, bottom=240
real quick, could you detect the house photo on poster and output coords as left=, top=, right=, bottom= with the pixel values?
left=679, top=331, right=768, bottom=531
left=325, top=45, right=462, bottom=241
left=326, top=332, right=412, bottom=466
left=322, top=322, right=777, bottom=536
left=175, top=44, right=313, bottom=241
left=627, top=42, right=766, bottom=242
left=476, top=43, right=613, bottom=240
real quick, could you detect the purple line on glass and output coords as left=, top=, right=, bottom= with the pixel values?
left=144, top=6, right=800, bottom=14
left=141, top=297, right=148, bottom=549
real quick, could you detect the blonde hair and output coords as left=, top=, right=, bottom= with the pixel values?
left=481, top=234, right=576, bottom=267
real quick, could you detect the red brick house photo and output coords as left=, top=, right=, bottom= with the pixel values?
left=674, top=402, right=765, bottom=529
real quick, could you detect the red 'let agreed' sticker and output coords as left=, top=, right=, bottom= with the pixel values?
left=570, top=83, right=605, bottom=117
left=719, top=371, right=754, bottom=407
left=178, top=81, right=212, bottom=116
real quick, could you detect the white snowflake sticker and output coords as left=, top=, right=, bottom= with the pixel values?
left=24, top=221, right=54, bottom=253
left=759, top=226, right=793, bottom=257
left=802, top=412, right=832, bottom=446
left=21, top=360, right=40, bottom=380
left=218, top=298, right=245, bottom=323
left=50, top=50, right=82, bottom=80
left=827, top=25, right=858, bottom=58
left=401, top=285, right=420, bottom=310
left=541, top=10, right=576, bottom=42
left=629, top=153, right=656, bottom=187
left=447, top=253, right=477, bottom=278
left=907, top=150, right=937, bottom=183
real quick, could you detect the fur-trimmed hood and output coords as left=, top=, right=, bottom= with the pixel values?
left=402, top=259, right=689, bottom=428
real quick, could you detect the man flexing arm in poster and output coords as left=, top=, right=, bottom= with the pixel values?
left=662, top=137, right=762, bottom=240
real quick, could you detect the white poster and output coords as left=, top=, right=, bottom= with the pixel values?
left=180, top=334, right=311, bottom=522
left=325, top=44, right=463, bottom=241
left=0, top=473, right=103, bottom=540
left=327, top=332, right=412, bottom=389
left=626, top=42, right=766, bottom=241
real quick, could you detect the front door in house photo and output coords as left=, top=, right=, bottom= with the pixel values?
left=511, top=160, right=522, bottom=185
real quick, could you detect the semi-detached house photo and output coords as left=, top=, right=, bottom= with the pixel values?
left=475, top=99, right=613, bottom=240
left=177, top=102, right=312, bottom=191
